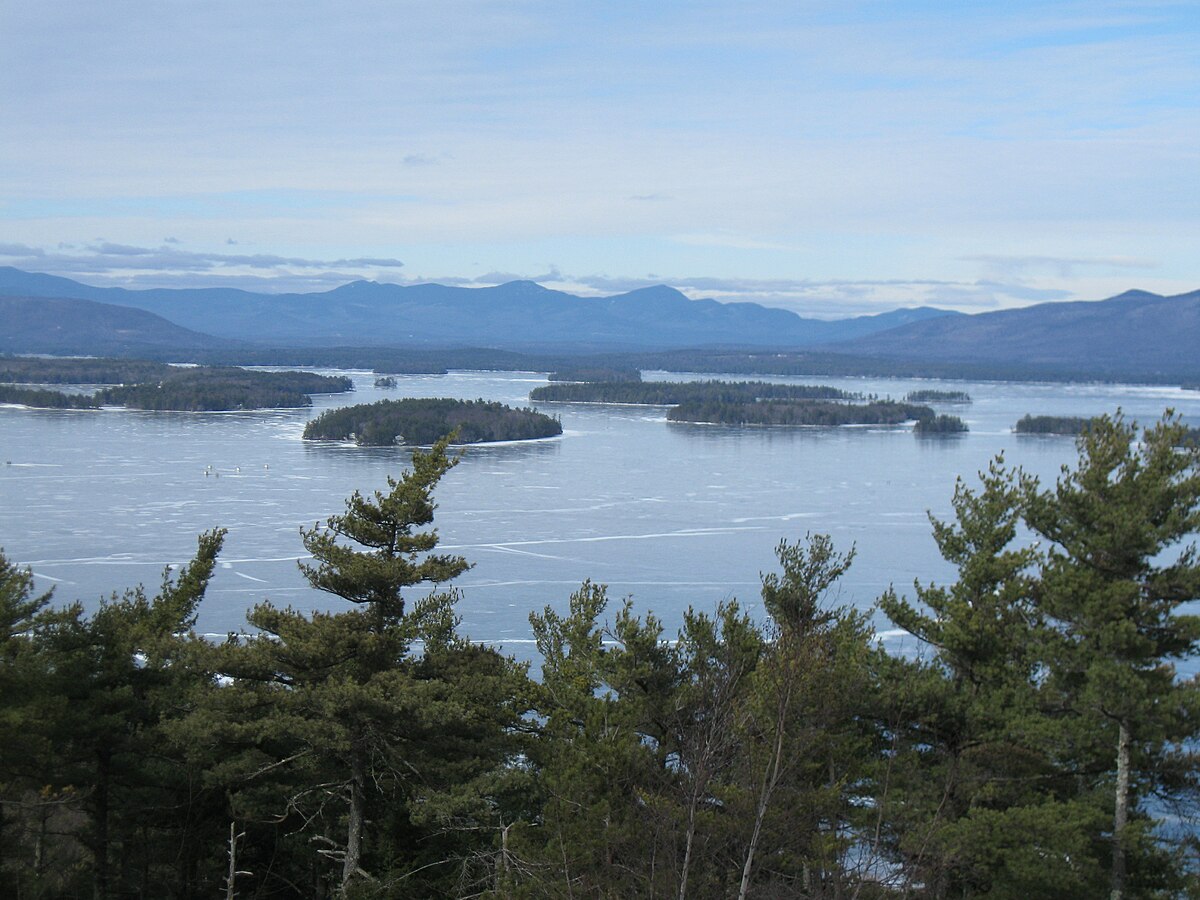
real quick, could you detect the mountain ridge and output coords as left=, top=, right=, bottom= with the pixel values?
left=0, top=267, right=951, bottom=351
left=2, top=267, right=1197, bottom=382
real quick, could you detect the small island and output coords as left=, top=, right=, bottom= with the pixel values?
left=913, top=413, right=969, bottom=434
left=1014, top=414, right=1094, bottom=435
left=374, top=376, right=399, bottom=388
left=904, top=389, right=972, bottom=404
left=530, top=379, right=859, bottom=405
left=303, top=398, right=563, bottom=446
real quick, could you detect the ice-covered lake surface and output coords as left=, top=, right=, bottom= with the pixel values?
left=2, top=369, right=1197, bottom=661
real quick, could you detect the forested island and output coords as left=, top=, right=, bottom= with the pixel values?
left=303, top=397, right=562, bottom=445
left=1014, top=414, right=1094, bottom=435
left=0, top=358, right=353, bottom=411
left=530, top=379, right=859, bottom=404
left=1, top=417, right=1198, bottom=898
left=666, top=398, right=934, bottom=426
left=912, top=412, right=970, bottom=433
left=529, top=379, right=963, bottom=432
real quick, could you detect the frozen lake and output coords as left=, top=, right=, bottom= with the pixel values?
left=2, top=369, right=1196, bottom=658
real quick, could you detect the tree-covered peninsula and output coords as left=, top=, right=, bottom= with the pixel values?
left=2, top=414, right=1198, bottom=897
left=101, top=367, right=353, bottom=410
left=0, top=359, right=352, bottom=411
left=0, top=385, right=100, bottom=408
left=303, top=397, right=562, bottom=445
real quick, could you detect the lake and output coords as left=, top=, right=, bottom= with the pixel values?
left=2, top=370, right=1196, bottom=660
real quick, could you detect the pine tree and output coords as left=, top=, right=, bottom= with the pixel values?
left=878, top=459, right=1110, bottom=897
left=735, top=535, right=875, bottom=899
left=1023, top=412, right=1200, bottom=899
left=213, top=436, right=529, bottom=897
left=28, top=530, right=227, bottom=899
left=0, top=551, right=57, bottom=891
left=523, top=581, right=668, bottom=896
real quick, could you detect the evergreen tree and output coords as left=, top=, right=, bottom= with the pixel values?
left=734, top=535, right=876, bottom=899
left=0, top=551, right=60, bottom=893
left=24, top=530, right=227, bottom=899
left=878, top=460, right=1110, bottom=897
left=298, top=433, right=470, bottom=617
left=212, top=436, right=529, bottom=897
left=668, top=600, right=762, bottom=900
left=522, top=581, right=670, bottom=897
left=1023, top=412, right=1200, bottom=899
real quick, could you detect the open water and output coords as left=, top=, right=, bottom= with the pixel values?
left=1, top=369, right=1197, bottom=659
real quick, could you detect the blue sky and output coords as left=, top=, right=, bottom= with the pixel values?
left=1, top=0, right=1196, bottom=316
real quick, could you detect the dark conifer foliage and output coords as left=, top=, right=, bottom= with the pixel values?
left=1014, top=414, right=1095, bottom=435
left=303, top=397, right=562, bottom=445
left=0, top=356, right=352, bottom=410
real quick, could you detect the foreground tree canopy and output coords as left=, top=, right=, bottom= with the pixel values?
left=1, top=413, right=1198, bottom=898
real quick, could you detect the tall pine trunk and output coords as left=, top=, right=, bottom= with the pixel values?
left=1111, top=718, right=1131, bottom=900
left=678, top=788, right=698, bottom=900
left=341, top=744, right=366, bottom=895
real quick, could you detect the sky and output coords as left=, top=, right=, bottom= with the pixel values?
left=1, top=0, right=1197, bottom=317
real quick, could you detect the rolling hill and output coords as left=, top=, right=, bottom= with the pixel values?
left=0, top=295, right=238, bottom=356
left=833, top=289, right=1200, bottom=381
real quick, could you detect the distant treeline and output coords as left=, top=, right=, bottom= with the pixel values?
left=531, top=379, right=859, bottom=405
left=104, top=344, right=1200, bottom=386
left=667, top=399, right=935, bottom=427
left=547, top=366, right=643, bottom=383
left=904, top=389, right=972, bottom=403
left=303, top=397, right=562, bottom=446
left=1014, top=415, right=1094, bottom=435
left=0, top=356, right=176, bottom=384
left=0, top=359, right=352, bottom=411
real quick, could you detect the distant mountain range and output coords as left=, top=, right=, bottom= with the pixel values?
left=0, top=267, right=950, bottom=352
left=1, top=267, right=1197, bottom=382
